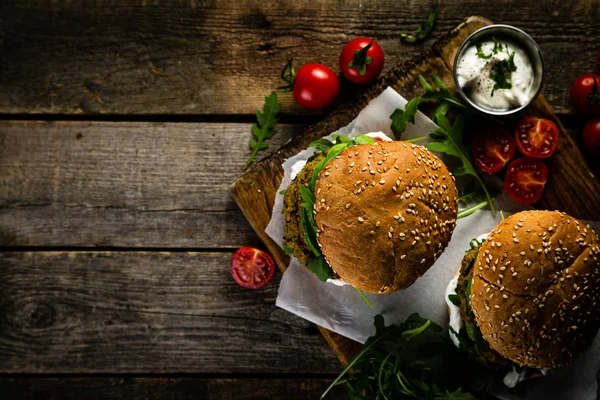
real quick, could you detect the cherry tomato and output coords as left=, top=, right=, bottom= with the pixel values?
left=471, top=127, right=516, bottom=174
left=339, top=38, right=385, bottom=85
left=292, top=64, right=340, bottom=110
left=514, top=117, right=559, bottom=159
left=570, top=73, right=600, bottom=115
left=503, top=158, right=548, bottom=205
left=231, top=247, right=275, bottom=289
left=583, top=118, right=600, bottom=155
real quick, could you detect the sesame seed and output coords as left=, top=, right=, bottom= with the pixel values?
left=345, top=203, right=351, bottom=209
left=379, top=179, right=385, bottom=185
left=358, top=217, right=364, bottom=223
left=400, top=254, right=407, bottom=260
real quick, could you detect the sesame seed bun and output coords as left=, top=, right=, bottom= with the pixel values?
left=313, top=141, right=459, bottom=294
left=470, top=210, right=600, bottom=369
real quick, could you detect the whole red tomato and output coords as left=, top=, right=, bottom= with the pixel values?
left=583, top=118, right=600, bottom=155
left=570, top=73, right=600, bottom=115
left=339, top=38, right=384, bottom=84
left=292, top=64, right=340, bottom=110
left=231, top=247, right=275, bottom=289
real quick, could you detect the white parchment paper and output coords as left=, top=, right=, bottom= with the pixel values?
left=265, top=87, right=600, bottom=399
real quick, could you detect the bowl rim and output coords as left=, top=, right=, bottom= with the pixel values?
left=452, top=24, right=545, bottom=116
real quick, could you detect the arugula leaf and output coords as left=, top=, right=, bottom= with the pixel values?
left=308, top=138, right=335, bottom=152
left=426, top=109, right=496, bottom=214
left=309, top=255, right=333, bottom=282
left=390, top=97, right=420, bottom=139
left=352, top=134, right=376, bottom=145
left=390, top=75, right=471, bottom=140
left=282, top=242, right=294, bottom=255
left=401, top=2, right=439, bottom=43
left=244, top=92, right=280, bottom=169
left=299, top=185, right=321, bottom=257
left=448, top=293, right=461, bottom=307
left=322, top=314, right=492, bottom=400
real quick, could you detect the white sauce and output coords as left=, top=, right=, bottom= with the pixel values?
left=456, top=40, right=534, bottom=110
left=365, top=131, right=393, bottom=142
left=326, top=277, right=349, bottom=286
left=503, top=367, right=528, bottom=388
left=445, top=276, right=463, bottom=347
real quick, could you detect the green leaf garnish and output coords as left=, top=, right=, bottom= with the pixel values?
left=348, top=41, right=374, bottom=76
left=390, top=97, right=420, bottom=139
left=489, top=50, right=517, bottom=96
left=308, top=255, right=333, bottom=282
left=475, top=43, right=492, bottom=59
left=400, top=2, right=439, bottom=43
left=448, top=293, right=461, bottom=307
left=282, top=242, right=294, bottom=255
left=425, top=109, right=496, bottom=215
left=244, top=92, right=280, bottom=170
left=322, top=313, right=488, bottom=400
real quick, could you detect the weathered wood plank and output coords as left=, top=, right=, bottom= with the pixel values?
left=0, top=0, right=597, bottom=115
left=0, top=121, right=301, bottom=248
left=0, top=251, right=341, bottom=373
left=0, top=377, right=346, bottom=400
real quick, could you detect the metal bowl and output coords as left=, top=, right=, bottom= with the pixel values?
left=452, top=24, right=544, bottom=116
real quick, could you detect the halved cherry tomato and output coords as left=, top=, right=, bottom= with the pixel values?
left=292, top=64, right=340, bottom=110
left=570, top=74, right=600, bottom=115
left=471, top=127, right=516, bottom=174
left=231, top=247, right=275, bottom=289
left=339, top=38, right=385, bottom=85
left=514, top=117, right=559, bottom=159
left=583, top=118, right=600, bottom=155
left=504, top=158, right=548, bottom=205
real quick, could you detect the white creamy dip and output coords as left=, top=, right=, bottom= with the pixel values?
left=445, top=275, right=463, bottom=347
left=456, top=39, right=534, bottom=110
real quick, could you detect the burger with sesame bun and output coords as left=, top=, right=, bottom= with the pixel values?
left=283, top=132, right=459, bottom=294
left=445, top=210, right=600, bottom=387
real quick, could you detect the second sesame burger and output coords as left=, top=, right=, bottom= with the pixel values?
left=283, top=133, right=459, bottom=294
left=446, top=210, right=600, bottom=387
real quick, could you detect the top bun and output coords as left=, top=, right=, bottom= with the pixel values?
left=470, top=210, right=600, bottom=368
left=314, top=140, right=458, bottom=294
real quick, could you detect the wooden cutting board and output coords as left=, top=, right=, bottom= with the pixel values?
left=231, top=16, right=600, bottom=366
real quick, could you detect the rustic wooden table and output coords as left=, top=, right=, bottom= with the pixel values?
left=1, top=1, right=599, bottom=399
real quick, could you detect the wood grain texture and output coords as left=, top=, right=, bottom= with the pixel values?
left=0, top=377, right=346, bottom=400
left=0, top=251, right=340, bottom=373
left=232, top=15, right=600, bottom=367
left=0, top=121, right=302, bottom=248
left=1, top=0, right=598, bottom=115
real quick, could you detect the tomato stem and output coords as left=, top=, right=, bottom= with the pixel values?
left=349, top=41, right=373, bottom=76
